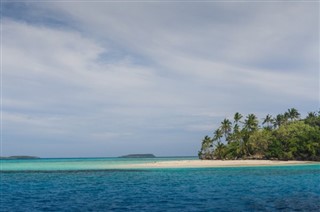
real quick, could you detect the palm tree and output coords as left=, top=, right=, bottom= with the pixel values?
left=274, top=114, right=282, bottom=128
left=240, top=114, right=258, bottom=157
left=262, top=114, right=273, bottom=129
left=199, top=135, right=213, bottom=159
left=233, top=123, right=240, bottom=134
left=221, top=118, right=232, bottom=141
left=213, top=128, right=223, bottom=143
left=229, top=112, right=243, bottom=143
left=234, top=112, right=243, bottom=124
left=307, top=112, right=316, bottom=119
left=305, top=111, right=320, bottom=128
left=229, top=123, right=243, bottom=144
left=287, top=108, right=300, bottom=121
left=274, top=114, right=287, bottom=128
left=214, top=143, right=225, bottom=159
left=284, top=112, right=290, bottom=121
left=244, top=114, right=259, bottom=132
left=201, top=136, right=212, bottom=148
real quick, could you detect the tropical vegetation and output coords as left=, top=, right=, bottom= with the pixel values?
left=198, top=108, right=320, bottom=161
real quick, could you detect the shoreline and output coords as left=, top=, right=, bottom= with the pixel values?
left=120, top=160, right=320, bottom=169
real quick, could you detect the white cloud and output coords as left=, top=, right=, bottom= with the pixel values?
left=38, top=1, right=318, bottom=100
left=43, top=2, right=318, bottom=68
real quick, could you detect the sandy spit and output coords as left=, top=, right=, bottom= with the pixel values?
left=120, top=160, right=319, bottom=169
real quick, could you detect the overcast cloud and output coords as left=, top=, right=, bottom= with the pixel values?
left=2, top=1, right=319, bottom=157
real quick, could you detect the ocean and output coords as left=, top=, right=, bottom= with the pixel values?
left=1, top=158, right=319, bottom=211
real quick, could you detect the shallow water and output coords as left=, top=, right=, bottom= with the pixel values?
left=1, top=158, right=319, bottom=211
left=0, top=157, right=197, bottom=171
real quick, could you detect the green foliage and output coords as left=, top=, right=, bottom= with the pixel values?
left=304, top=111, right=320, bottom=128
left=213, top=143, right=226, bottom=159
left=224, top=141, right=242, bottom=159
left=270, top=121, right=320, bottom=160
left=248, top=129, right=274, bottom=158
left=199, top=108, right=320, bottom=161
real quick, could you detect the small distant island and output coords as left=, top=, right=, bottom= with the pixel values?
left=119, top=154, right=156, bottom=158
left=0, top=156, right=40, bottom=160
left=199, top=108, right=320, bottom=161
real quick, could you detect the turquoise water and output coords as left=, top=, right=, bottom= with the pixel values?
left=0, top=157, right=197, bottom=171
left=1, top=158, right=320, bottom=211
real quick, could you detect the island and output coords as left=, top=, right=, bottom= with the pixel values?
left=119, top=154, right=156, bottom=158
left=0, top=156, right=40, bottom=159
left=199, top=108, right=320, bottom=161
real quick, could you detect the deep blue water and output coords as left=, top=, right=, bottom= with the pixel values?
left=1, top=159, right=319, bottom=211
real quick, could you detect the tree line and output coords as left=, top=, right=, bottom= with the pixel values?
left=198, top=108, right=320, bottom=161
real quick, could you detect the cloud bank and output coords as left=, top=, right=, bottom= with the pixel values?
left=2, top=1, right=319, bottom=157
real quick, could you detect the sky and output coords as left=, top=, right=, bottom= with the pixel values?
left=1, top=1, right=319, bottom=157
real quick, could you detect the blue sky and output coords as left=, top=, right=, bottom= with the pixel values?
left=2, top=1, right=319, bottom=157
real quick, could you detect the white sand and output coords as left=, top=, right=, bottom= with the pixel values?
left=120, top=160, right=319, bottom=169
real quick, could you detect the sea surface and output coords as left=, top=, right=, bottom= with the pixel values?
left=1, top=157, right=320, bottom=211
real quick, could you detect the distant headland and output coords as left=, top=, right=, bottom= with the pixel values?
left=0, top=156, right=40, bottom=159
left=119, top=154, right=156, bottom=158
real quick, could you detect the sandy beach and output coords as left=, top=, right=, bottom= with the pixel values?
left=121, top=160, right=319, bottom=169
